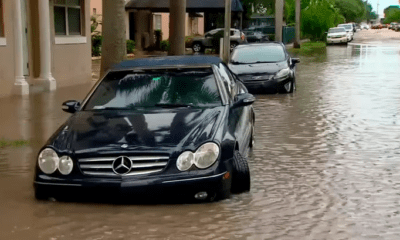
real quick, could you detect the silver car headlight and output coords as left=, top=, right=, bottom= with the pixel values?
left=194, top=143, right=220, bottom=169
left=176, top=151, right=195, bottom=171
left=275, top=68, right=290, bottom=81
left=38, top=148, right=59, bottom=174
left=176, top=143, right=220, bottom=171
left=58, top=156, right=74, bottom=175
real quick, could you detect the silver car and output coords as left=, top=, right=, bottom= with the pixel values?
left=192, top=28, right=246, bottom=53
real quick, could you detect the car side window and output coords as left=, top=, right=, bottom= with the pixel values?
left=217, top=63, right=237, bottom=99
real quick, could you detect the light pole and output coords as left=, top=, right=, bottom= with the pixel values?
left=293, top=0, right=301, bottom=48
left=275, top=0, right=284, bottom=42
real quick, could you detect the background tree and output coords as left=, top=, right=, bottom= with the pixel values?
left=383, top=8, right=400, bottom=24
left=100, top=0, right=126, bottom=77
left=334, top=0, right=366, bottom=23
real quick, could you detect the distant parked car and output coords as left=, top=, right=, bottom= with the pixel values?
left=326, top=27, right=348, bottom=45
left=243, top=30, right=269, bottom=43
left=361, top=24, right=370, bottom=30
left=395, top=23, right=400, bottom=31
left=229, top=42, right=300, bottom=94
left=338, top=24, right=354, bottom=41
left=390, top=22, right=398, bottom=30
left=192, top=28, right=246, bottom=53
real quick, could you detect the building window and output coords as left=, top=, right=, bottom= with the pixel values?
left=54, top=0, right=83, bottom=36
left=154, top=15, right=161, bottom=30
left=93, top=8, right=96, bottom=15
left=0, top=0, right=4, bottom=37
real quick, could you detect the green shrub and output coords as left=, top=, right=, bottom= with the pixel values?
left=126, top=40, right=136, bottom=54
left=91, top=35, right=102, bottom=56
left=160, top=40, right=171, bottom=52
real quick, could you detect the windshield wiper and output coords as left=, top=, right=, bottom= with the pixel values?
left=154, top=103, right=194, bottom=108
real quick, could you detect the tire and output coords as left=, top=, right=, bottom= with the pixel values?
left=231, top=151, right=250, bottom=194
left=192, top=43, right=203, bottom=53
left=249, top=123, right=255, bottom=148
left=230, top=42, right=238, bottom=52
left=280, top=79, right=295, bottom=93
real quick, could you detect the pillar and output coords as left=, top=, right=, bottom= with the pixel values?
left=38, top=0, right=56, bottom=91
left=293, top=0, right=301, bottom=48
left=13, top=0, right=29, bottom=95
left=223, top=0, right=232, bottom=63
left=275, top=0, right=284, bottom=42
left=169, top=0, right=186, bottom=55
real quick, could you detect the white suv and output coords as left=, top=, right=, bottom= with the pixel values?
left=338, top=24, right=354, bottom=41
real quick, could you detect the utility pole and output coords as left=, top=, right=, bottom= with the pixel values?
left=293, top=0, right=301, bottom=48
left=377, top=0, right=380, bottom=22
left=169, top=0, right=186, bottom=55
left=223, top=0, right=232, bottom=63
left=275, top=0, right=284, bottom=42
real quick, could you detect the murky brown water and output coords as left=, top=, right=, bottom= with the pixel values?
left=1, top=41, right=400, bottom=239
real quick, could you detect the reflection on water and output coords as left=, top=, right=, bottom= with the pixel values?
left=1, top=45, right=400, bottom=239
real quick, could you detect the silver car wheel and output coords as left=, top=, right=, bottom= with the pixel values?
left=193, top=44, right=201, bottom=52
left=284, top=82, right=292, bottom=92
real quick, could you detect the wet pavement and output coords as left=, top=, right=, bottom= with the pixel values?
left=1, top=30, right=400, bottom=239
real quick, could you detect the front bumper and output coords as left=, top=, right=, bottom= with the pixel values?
left=34, top=161, right=233, bottom=201
left=327, top=37, right=348, bottom=43
left=243, top=77, right=291, bottom=93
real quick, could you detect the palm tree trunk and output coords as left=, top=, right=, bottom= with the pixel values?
left=293, top=0, right=301, bottom=48
left=100, top=0, right=127, bottom=77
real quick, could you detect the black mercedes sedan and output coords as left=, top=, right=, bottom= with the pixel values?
left=34, top=56, right=255, bottom=202
left=229, top=42, right=300, bottom=94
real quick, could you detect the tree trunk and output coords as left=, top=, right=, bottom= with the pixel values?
left=100, top=0, right=127, bottom=77
left=293, top=0, right=301, bottom=48
left=169, top=0, right=186, bottom=55
left=275, top=0, right=284, bottom=42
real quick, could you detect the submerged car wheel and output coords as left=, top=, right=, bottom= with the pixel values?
left=192, top=43, right=203, bottom=53
left=231, top=151, right=250, bottom=194
left=280, top=79, right=295, bottom=93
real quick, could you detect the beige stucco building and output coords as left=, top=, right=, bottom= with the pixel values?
left=0, top=0, right=91, bottom=98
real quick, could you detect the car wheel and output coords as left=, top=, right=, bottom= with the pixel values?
left=249, top=124, right=255, bottom=148
left=231, top=151, right=250, bottom=194
left=192, top=43, right=203, bottom=53
left=230, top=42, right=238, bottom=52
left=280, top=79, right=295, bottom=93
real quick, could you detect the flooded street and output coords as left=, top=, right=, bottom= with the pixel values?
left=1, top=30, right=400, bottom=239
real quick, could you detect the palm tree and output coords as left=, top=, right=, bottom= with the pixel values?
left=100, top=0, right=127, bottom=78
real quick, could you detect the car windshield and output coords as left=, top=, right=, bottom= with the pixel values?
left=338, top=24, right=352, bottom=30
left=231, top=45, right=286, bottom=64
left=83, top=68, right=222, bottom=110
left=329, top=28, right=346, bottom=33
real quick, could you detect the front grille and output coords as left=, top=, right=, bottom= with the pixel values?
left=240, top=75, right=272, bottom=82
left=78, top=156, right=169, bottom=177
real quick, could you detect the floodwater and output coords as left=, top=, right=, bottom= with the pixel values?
left=1, top=40, right=400, bottom=240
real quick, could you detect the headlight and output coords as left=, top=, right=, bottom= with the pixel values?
left=176, top=151, right=194, bottom=171
left=275, top=68, right=290, bottom=80
left=58, top=156, right=74, bottom=175
left=176, top=143, right=220, bottom=171
left=38, top=148, right=59, bottom=174
left=194, top=143, right=220, bottom=169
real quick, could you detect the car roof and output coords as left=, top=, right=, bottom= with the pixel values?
left=235, top=42, right=285, bottom=49
left=112, top=56, right=223, bottom=70
left=330, top=27, right=346, bottom=30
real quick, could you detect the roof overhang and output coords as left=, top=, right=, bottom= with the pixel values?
left=125, top=0, right=244, bottom=12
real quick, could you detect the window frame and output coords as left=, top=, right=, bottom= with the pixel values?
left=54, top=0, right=83, bottom=36
left=154, top=14, right=162, bottom=30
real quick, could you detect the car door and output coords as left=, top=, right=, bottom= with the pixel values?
left=217, top=63, right=252, bottom=155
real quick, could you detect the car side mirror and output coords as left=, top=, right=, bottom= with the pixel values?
left=292, top=58, right=300, bottom=64
left=233, top=93, right=256, bottom=109
left=62, top=100, right=81, bottom=113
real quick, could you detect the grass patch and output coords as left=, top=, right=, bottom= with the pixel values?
left=288, top=41, right=326, bottom=55
left=0, top=139, right=30, bottom=148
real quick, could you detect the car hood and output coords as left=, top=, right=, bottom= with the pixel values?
left=328, top=32, right=346, bottom=37
left=229, top=61, right=288, bottom=76
left=48, top=107, right=225, bottom=155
